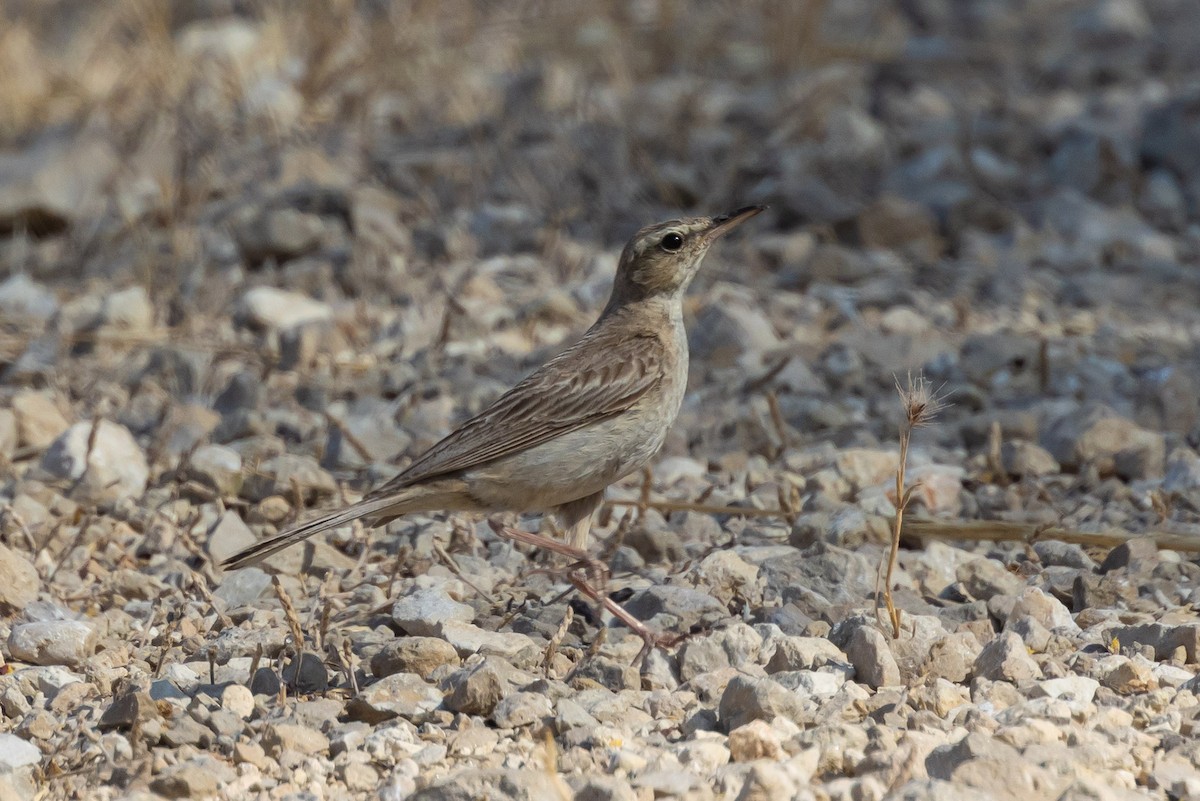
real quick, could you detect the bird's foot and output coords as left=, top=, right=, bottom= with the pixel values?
left=488, top=521, right=684, bottom=666
left=565, top=568, right=685, bottom=667
left=488, top=521, right=610, bottom=588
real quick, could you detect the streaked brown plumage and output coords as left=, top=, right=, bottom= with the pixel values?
left=222, top=206, right=764, bottom=571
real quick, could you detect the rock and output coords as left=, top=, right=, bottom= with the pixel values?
left=186, top=444, right=243, bottom=496
left=689, top=291, right=780, bottom=367
left=687, top=550, right=762, bottom=607
left=624, top=520, right=686, bottom=563
left=237, top=286, right=333, bottom=331
left=759, top=543, right=878, bottom=617
left=1032, top=541, right=1096, bottom=570
left=0, top=733, right=41, bottom=770
left=734, top=761, right=799, bottom=801
left=491, top=691, right=552, bottom=728
left=346, top=673, right=443, bottom=723
left=101, top=286, right=153, bottom=332
left=220, top=685, right=255, bottom=719
left=206, top=511, right=259, bottom=567
left=282, top=651, right=329, bottom=693
left=727, top=719, right=784, bottom=762
left=925, top=731, right=1022, bottom=782
left=1098, top=538, right=1158, bottom=575
left=211, top=567, right=269, bottom=610
left=0, top=134, right=118, bottom=235
left=0, top=409, right=15, bottom=461
left=371, top=637, right=461, bottom=678
left=11, top=391, right=70, bottom=450
left=1005, top=587, right=1079, bottom=634
left=1073, top=0, right=1152, bottom=42
left=440, top=622, right=539, bottom=662
left=1007, top=617, right=1051, bottom=652
left=1001, top=441, right=1059, bottom=478
left=98, top=691, right=160, bottom=730
left=239, top=453, right=337, bottom=503
left=234, top=207, right=326, bottom=264
left=573, top=776, right=639, bottom=801
left=8, top=621, right=97, bottom=668
left=392, top=587, right=475, bottom=636
left=262, top=722, right=329, bottom=756
left=0, top=544, right=38, bottom=612
left=0, top=274, right=57, bottom=321
left=973, top=632, right=1041, bottom=682
left=149, top=756, right=235, bottom=799
left=1041, top=404, right=1165, bottom=479
left=408, top=767, right=563, bottom=800
left=1109, top=623, right=1200, bottom=662
left=765, top=636, right=845, bottom=673
left=857, top=194, right=942, bottom=261
left=1032, top=676, right=1100, bottom=703
left=444, top=656, right=520, bottom=716
left=843, top=625, right=902, bottom=688
left=622, top=585, right=727, bottom=631
left=1099, top=655, right=1157, bottom=694
left=719, top=674, right=805, bottom=731
left=956, top=558, right=1024, bottom=601
left=40, top=420, right=149, bottom=503
left=835, top=448, right=899, bottom=490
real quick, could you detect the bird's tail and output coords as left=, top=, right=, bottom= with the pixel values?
left=220, top=495, right=401, bottom=571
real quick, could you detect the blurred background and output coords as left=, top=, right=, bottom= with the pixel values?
left=2, top=0, right=1200, bottom=518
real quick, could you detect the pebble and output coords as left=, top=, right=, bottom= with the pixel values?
left=11, top=390, right=71, bottom=450
left=727, top=720, right=784, bottom=761
left=973, top=632, right=1042, bottom=682
left=842, top=624, right=902, bottom=689
left=237, top=286, right=333, bottom=331
left=262, top=722, right=329, bottom=756
left=718, top=675, right=806, bottom=731
left=186, top=444, right=244, bottom=497
left=0, top=733, right=41, bottom=770
left=346, top=673, right=443, bottom=723
left=0, top=544, right=38, bottom=612
left=956, top=558, right=1025, bottom=601
left=371, top=637, right=462, bottom=677
left=40, top=420, right=149, bottom=502
left=8, top=621, right=97, bottom=668
left=444, top=656, right=523, bottom=716
left=392, top=587, right=476, bottom=636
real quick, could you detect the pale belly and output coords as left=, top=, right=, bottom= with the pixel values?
left=461, top=399, right=680, bottom=511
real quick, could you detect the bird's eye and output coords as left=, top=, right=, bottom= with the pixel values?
left=660, top=232, right=684, bottom=252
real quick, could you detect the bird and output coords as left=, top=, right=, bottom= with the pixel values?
left=222, top=206, right=765, bottom=647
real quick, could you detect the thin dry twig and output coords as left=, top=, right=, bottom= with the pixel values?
left=904, top=518, right=1200, bottom=553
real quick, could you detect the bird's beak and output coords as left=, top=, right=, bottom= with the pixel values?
left=704, top=205, right=766, bottom=241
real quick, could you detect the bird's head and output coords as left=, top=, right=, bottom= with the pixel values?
left=608, top=206, right=765, bottom=307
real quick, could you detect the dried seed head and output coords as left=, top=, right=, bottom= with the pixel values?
left=896, top=372, right=945, bottom=429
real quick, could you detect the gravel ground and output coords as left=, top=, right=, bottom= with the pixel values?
left=3, top=1, right=1200, bottom=800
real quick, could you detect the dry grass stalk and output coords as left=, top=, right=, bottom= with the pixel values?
left=878, top=373, right=944, bottom=639
left=904, top=518, right=1200, bottom=553
left=543, top=604, right=574, bottom=678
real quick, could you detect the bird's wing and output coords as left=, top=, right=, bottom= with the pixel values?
left=365, top=330, right=666, bottom=497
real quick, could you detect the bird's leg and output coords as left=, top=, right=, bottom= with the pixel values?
left=564, top=569, right=686, bottom=666
left=489, top=491, right=684, bottom=665
left=486, top=520, right=609, bottom=586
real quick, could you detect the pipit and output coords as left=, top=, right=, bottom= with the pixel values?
left=223, top=205, right=764, bottom=652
